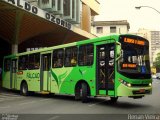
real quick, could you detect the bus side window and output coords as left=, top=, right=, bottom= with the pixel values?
left=18, top=55, right=28, bottom=70
left=78, top=44, right=94, bottom=66
left=4, top=58, right=11, bottom=72
left=64, top=46, right=77, bottom=67
left=34, top=53, right=40, bottom=69
left=65, top=48, right=71, bottom=67
left=28, top=54, right=34, bottom=69
left=86, top=45, right=94, bottom=65
left=28, top=53, right=40, bottom=70
left=108, top=45, right=115, bottom=66
left=53, top=49, right=64, bottom=68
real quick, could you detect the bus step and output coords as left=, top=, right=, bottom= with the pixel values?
left=39, top=91, right=50, bottom=94
left=96, top=95, right=108, bottom=97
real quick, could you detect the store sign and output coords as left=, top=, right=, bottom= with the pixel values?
left=3, top=0, right=72, bottom=30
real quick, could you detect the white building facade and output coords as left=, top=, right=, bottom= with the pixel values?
left=150, top=31, right=160, bottom=66
left=91, top=20, right=130, bottom=37
left=133, top=28, right=160, bottom=66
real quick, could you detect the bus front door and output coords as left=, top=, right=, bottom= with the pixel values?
left=96, top=44, right=115, bottom=95
left=11, top=59, right=17, bottom=89
left=40, top=54, right=51, bottom=92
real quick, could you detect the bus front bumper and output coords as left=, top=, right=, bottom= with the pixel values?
left=117, top=84, right=152, bottom=97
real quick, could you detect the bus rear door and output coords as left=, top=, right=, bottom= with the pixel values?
left=40, top=53, right=51, bottom=92
left=96, top=43, right=115, bottom=96
left=11, top=59, right=17, bottom=89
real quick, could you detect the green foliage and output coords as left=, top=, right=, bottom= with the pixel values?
left=153, top=53, right=160, bottom=71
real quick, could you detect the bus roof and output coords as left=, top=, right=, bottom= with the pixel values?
left=4, top=34, right=144, bottom=58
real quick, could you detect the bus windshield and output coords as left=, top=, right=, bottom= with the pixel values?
left=118, top=36, right=151, bottom=79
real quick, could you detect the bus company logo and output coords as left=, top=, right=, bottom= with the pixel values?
left=27, top=73, right=40, bottom=79
left=42, top=0, right=49, bottom=4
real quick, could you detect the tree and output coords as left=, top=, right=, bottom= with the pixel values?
left=153, top=53, right=160, bottom=72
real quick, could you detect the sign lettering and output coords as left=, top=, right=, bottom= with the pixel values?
left=4, top=0, right=72, bottom=30
left=124, top=38, right=145, bottom=45
left=27, top=72, right=40, bottom=79
left=122, top=63, right=137, bottom=68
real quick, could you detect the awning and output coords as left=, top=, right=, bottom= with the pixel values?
left=0, top=0, right=96, bottom=52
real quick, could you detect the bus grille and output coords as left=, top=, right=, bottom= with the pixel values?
left=131, top=84, right=149, bottom=87
left=132, top=90, right=151, bottom=95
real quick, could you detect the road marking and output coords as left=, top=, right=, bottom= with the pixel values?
left=19, top=101, right=36, bottom=105
left=0, top=96, right=23, bottom=100
left=39, top=99, right=50, bottom=102
left=0, top=95, right=22, bottom=98
left=0, top=98, right=4, bottom=102
left=18, top=98, right=56, bottom=106
left=0, top=105, right=10, bottom=109
left=88, top=100, right=106, bottom=107
left=48, top=116, right=60, bottom=120
left=0, top=96, right=24, bottom=101
left=0, top=93, right=25, bottom=100
left=0, top=93, right=20, bottom=97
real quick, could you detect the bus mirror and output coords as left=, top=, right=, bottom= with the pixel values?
left=116, top=42, right=121, bottom=61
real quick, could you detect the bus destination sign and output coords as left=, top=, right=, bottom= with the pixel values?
left=122, top=63, right=137, bottom=69
left=124, top=37, right=145, bottom=46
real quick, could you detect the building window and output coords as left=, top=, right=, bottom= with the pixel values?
left=152, top=47, right=156, bottom=50
left=96, top=27, right=103, bottom=34
left=110, top=26, right=116, bottom=33
left=63, top=0, right=71, bottom=17
left=151, top=41, right=156, bottom=45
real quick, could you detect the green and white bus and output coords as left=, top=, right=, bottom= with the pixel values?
left=2, top=34, right=152, bottom=102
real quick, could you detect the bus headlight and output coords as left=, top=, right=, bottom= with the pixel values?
left=149, top=83, right=152, bottom=86
left=119, top=79, right=131, bottom=87
left=127, top=83, right=132, bottom=87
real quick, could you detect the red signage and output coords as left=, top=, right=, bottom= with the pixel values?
left=17, top=71, right=23, bottom=75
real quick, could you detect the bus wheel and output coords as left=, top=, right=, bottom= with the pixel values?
left=110, top=97, right=118, bottom=103
left=81, top=83, right=88, bottom=103
left=75, top=84, right=81, bottom=100
left=20, top=82, right=28, bottom=96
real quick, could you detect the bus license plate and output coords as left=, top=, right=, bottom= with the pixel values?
left=139, top=89, right=145, bottom=93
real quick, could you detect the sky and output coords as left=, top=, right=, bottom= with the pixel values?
left=95, top=0, right=160, bottom=32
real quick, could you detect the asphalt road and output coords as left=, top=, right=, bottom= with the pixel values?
left=0, top=79, right=160, bottom=120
